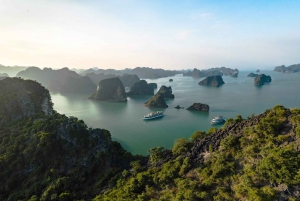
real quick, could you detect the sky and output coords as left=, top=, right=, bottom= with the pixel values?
left=0, top=0, right=300, bottom=70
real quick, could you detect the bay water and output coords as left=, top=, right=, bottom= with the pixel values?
left=51, top=70, right=300, bottom=155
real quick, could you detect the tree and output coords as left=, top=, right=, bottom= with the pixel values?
left=172, top=138, right=190, bottom=155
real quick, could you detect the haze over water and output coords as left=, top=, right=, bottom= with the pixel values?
left=51, top=71, right=300, bottom=155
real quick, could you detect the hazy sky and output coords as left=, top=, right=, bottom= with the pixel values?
left=1, top=0, right=300, bottom=70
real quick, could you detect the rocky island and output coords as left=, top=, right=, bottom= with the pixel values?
left=144, top=93, right=168, bottom=108
left=183, top=67, right=239, bottom=78
left=126, top=80, right=154, bottom=96
left=247, top=73, right=258, bottom=77
left=274, top=63, right=300, bottom=73
left=157, top=85, right=174, bottom=98
left=186, top=103, right=209, bottom=111
left=254, top=74, right=272, bottom=86
left=198, top=75, right=225, bottom=87
left=59, top=76, right=97, bottom=93
left=89, top=77, right=127, bottom=101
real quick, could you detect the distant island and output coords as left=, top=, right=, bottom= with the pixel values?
left=199, top=75, right=225, bottom=87
left=0, top=64, right=28, bottom=76
left=183, top=67, right=239, bottom=78
left=254, top=74, right=272, bottom=86
left=89, top=77, right=127, bottom=102
left=274, top=63, right=300, bottom=73
left=81, top=67, right=181, bottom=79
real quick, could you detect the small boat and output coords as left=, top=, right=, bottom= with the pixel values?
left=211, top=116, right=226, bottom=125
left=143, top=111, right=164, bottom=120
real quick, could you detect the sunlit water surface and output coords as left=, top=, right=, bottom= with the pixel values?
left=51, top=71, right=300, bottom=155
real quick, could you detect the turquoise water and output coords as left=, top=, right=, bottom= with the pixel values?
left=51, top=70, right=300, bottom=155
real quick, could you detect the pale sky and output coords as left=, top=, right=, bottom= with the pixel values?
left=1, top=0, right=300, bottom=70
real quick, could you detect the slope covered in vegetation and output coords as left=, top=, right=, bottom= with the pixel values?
left=0, top=78, right=138, bottom=200
left=1, top=78, right=300, bottom=201
left=97, top=105, right=300, bottom=201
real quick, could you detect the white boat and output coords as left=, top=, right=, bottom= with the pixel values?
left=143, top=111, right=164, bottom=120
left=211, top=116, right=226, bottom=124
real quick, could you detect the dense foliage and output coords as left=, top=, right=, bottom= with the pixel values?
left=1, top=78, right=300, bottom=200
left=97, top=106, right=300, bottom=201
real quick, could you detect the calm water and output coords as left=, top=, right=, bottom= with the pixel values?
left=51, top=70, right=300, bottom=155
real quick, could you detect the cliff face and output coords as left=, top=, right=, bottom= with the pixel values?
left=157, top=85, right=174, bottom=98
left=89, top=77, right=127, bottom=102
left=254, top=74, right=272, bottom=86
left=198, top=75, right=225, bottom=87
left=0, top=77, right=53, bottom=124
left=127, top=80, right=154, bottom=96
left=0, top=78, right=136, bottom=200
left=59, top=76, right=97, bottom=93
left=144, top=93, right=168, bottom=108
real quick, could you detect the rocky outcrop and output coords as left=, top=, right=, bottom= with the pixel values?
left=85, top=73, right=140, bottom=87
left=0, top=78, right=53, bottom=123
left=157, top=85, right=174, bottom=98
left=198, top=75, right=225, bottom=87
left=127, top=80, right=154, bottom=96
left=274, top=63, right=300, bottom=73
left=148, top=83, right=157, bottom=89
left=59, top=76, right=97, bottom=93
left=230, top=72, right=238, bottom=77
left=247, top=73, right=258, bottom=77
left=186, top=103, right=209, bottom=112
left=183, top=67, right=238, bottom=78
left=254, top=74, right=272, bottom=86
left=89, top=77, right=127, bottom=102
left=169, top=79, right=173, bottom=82
left=144, top=93, right=168, bottom=108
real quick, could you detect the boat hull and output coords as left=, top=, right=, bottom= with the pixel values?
left=143, top=114, right=164, bottom=120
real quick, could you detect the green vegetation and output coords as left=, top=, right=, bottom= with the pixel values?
left=97, top=105, right=300, bottom=200
left=1, top=78, right=300, bottom=200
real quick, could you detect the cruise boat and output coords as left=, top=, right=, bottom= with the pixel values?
left=211, top=116, right=226, bottom=125
left=143, top=111, right=164, bottom=120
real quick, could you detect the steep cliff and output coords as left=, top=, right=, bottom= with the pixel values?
left=0, top=77, right=53, bottom=124
left=0, top=78, right=137, bottom=201
left=89, top=77, right=127, bottom=102
left=157, top=85, right=174, bottom=98
left=144, top=93, right=168, bottom=108
left=127, top=80, right=154, bottom=96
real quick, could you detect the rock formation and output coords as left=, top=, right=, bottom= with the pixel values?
left=0, top=77, right=53, bottom=123
left=186, top=103, right=209, bottom=111
left=183, top=67, right=239, bottom=78
left=169, top=79, right=173, bottom=82
left=274, top=63, right=300, bottom=73
left=118, top=74, right=140, bottom=88
left=89, top=77, right=127, bottom=102
left=127, top=80, right=154, bottom=96
left=198, top=75, right=225, bottom=87
left=148, top=83, right=157, bottom=89
left=157, top=85, right=174, bottom=98
left=247, top=73, right=258, bottom=77
left=230, top=72, right=238, bottom=77
left=254, top=74, right=272, bottom=86
left=16, top=67, right=81, bottom=92
left=59, top=76, right=97, bottom=93
left=144, top=93, right=168, bottom=108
